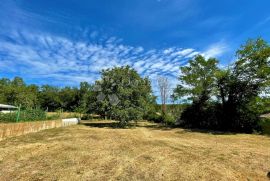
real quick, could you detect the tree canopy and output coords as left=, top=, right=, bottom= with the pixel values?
left=174, top=38, right=270, bottom=133
left=90, top=66, right=156, bottom=126
left=173, top=55, right=218, bottom=103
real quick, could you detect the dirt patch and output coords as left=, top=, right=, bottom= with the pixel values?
left=0, top=121, right=269, bottom=180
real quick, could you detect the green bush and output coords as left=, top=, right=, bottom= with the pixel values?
left=162, top=113, right=176, bottom=126
left=0, top=113, right=17, bottom=122
left=46, top=113, right=61, bottom=120
left=259, top=118, right=270, bottom=135
left=21, top=109, right=46, bottom=121
left=154, top=104, right=187, bottom=118
left=143, top=111, right=163, bottom=123
left=144, top=111, right=176, bottom=126
left=179, top=101, right=262, bottom=133
left=0, top=109, right=47, bottom=123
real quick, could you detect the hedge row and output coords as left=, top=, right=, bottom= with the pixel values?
left=0, top=109, right=59, bottom=123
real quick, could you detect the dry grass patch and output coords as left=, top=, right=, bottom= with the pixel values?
left=0, top=120, right=269, bottom=181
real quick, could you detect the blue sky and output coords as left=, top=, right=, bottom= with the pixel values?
left=0, top=0, right=270, bottom=97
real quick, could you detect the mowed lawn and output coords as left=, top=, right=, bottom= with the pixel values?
left=0, top=121, right=270, bottom=181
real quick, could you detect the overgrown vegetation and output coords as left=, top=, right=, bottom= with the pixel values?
left=0, top=66, right=156, bottom=126
left=0, top=109, right=46, bottom=123
left=173, top=38, right=270, bottom=133
left=0, top=77, right=93, bottom=112
left=259, top=118, right=270, bottom=135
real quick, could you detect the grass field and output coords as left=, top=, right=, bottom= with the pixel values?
left=0, top=121, right=269, bottom=181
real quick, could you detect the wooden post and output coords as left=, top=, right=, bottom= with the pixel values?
left=16, top=104, right=21, bottom=122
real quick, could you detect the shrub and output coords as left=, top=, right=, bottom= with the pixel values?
left=162, top=113, right=176, bottom=126
left=143, top=111, right=163, bottom=123
left=179, top=102, right=219, bottom=129
left=144, top=111, right=176, bottom=126
left=259, top=118, right=270, bottom=135
left=46, top=113, right=61, bottom=120
left=180, top=102, right=261, bottom=133
left=0, top=109, right=47, bottom=123
left=0, top=113, right=17, bottom=122
left=20, top=109, right=46, bottom=121
left=81, top=114, right=93, bottom=120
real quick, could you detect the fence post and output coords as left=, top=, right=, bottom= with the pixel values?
left=16, top=104, right=21, bottom=122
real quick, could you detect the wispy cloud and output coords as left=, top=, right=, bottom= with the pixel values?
left=0, top=31, right=197, bottom=81
left=0, top=30, right=227, bottom=96
left=202, top=42, right=228, bottom=59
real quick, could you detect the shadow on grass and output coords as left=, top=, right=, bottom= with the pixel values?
left=81, top=120, right=176, bottom=129
left=135, top=123, right=164, bottom=129
left=137, top=124, right=238, bottom=135
left=80, top=120, right=239, bottom=135
left=80, top=121, right=126, bottom=129
left=180, top=128, right=238, bottom=135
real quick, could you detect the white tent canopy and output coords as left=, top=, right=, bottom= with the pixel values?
left=0, top=104, right=18, bottom=109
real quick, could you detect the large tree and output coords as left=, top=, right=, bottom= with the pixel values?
left=217, top=38, right=270, bottom=132
left=91, top=66, right=156, bottom=126
left=173, top=55, right=219, bottom=128
left=173, top=55, right=219, bottom=103
left=174, top=38, right=270, bottom=132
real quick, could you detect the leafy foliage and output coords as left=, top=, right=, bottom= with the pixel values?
left=173, top=55, right=218, bottom=102
left=0, top=77, right=93, bottom=113
left=175, top=38, right=270, bottom=133
left=90, top=66, right=156, bottom=126
left=162, top=113, right=176, bottom=126
left=0, top=109, right=46, bottom=123
left=259, top=118, right=270, bottom=135
left=0, top=77, right=39, bottom=109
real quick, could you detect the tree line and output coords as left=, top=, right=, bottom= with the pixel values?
left=0, top=38, right=269, bottom=131
left=0, top=66, right=157, bottom=126
left=173, top=38, right=270, bottom=133
left=0, top=77, right=93, bottom=112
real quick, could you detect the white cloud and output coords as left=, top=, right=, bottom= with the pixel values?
left=185, top=51, right=200, bottom=58
left=203, top=42, right=227, bottom=59
left=173, top=48, right=194, bottom=57
left=0, top=30, right=227, bottom=98
left=163, top=48, right=174, bottom=54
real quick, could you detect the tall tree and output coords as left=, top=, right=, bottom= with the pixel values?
left=0, top=77, right=39, bottom=108
left=59, top=87, right=79, bottom=111
left=75, top=82, right=94, bottom=115
left=38, top=85, right=61, bottom=111
left=217, top=38, right=270, bottom=132
left=173, top=55, right=219, bottom=129
left=157, top=76, right=170, bottom=114
left=174, top=38, right=270, bottom=132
